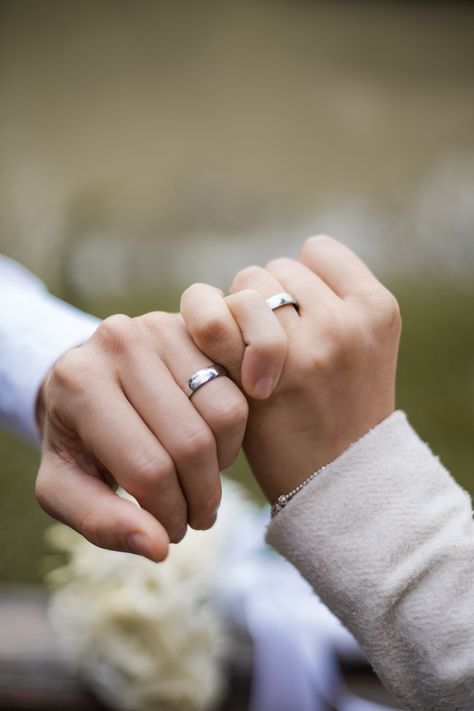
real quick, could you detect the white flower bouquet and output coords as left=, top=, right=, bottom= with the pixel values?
left=45, top=479, right=255, bottom=711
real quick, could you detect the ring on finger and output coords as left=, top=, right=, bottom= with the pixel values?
left=184, top=364, right=228, bottom=398
left=266, top=292, right=299, bottom=312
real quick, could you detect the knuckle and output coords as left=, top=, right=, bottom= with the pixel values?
left=166, top=510, right=188, bottom=543
left=132, top=451, right=173, bottom=490
left=379, top=291, right=401, bottom=328
left=229, top=286, right=264, bottom=315
left=181, top=282, right=207, bottom=307
left=366, top=288, right=401, bottom=334
left=193, top=311, right=228, bottom=346
left=231, top=265, right=265, bottom=292
left=212, top=391, right=249, bottom=433
left=95, top=314, right=135, bottom=354
left=138, top=310, right=174, bottom=336
left=265, top=256, right=293, bottom=273
left=302, top=234, right=335, bottom=254
left=79, top=510, right=101, bottom=545
left=80, top=508, right=123, bottom=550
left=203, top=491, right=221, bottom=517
left=223, top=393, right=249, bottom=429
left=179, top=427, right=215, bottom=463
left=190, top=489, right=221, bottom=529
left=50, top=348, right=88, bottom=396
left=231, top=288, right=262, bottom=310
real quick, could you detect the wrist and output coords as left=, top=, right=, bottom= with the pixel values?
left=246, top=401, right=396, bottom=505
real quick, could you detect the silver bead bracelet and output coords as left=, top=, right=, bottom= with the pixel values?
left=270, top=464, right=328, bottom=517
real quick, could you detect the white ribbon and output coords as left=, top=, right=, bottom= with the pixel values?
left=217, top=508, right=397, bottom=711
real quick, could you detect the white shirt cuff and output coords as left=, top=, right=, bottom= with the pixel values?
left=0, top=260, right=100, bottom=444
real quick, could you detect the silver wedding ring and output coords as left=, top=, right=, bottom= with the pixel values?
left=184, top=364, right=227, bottom=398
left=266, top=292, right=299, bottom=312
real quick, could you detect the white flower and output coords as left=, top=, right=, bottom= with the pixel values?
left=46, top=479, right=258, bottom=711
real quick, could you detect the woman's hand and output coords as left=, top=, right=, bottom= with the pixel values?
left=35, top=311, right=252, bottom=560
left=182, top=235, right=401, bottom=503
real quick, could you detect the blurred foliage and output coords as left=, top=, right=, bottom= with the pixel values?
left=0, top=280, right=473, bottom=583
left=394, top=280, right=474, bottom=492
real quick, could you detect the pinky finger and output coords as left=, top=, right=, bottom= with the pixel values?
left=36, top=452, right=170, bottom=562
left=225, top=289, right=288, bottom=399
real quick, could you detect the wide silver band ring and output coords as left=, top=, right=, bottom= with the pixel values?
left=266, top=292, right=299, bottom=312
left=184, top=364, right=227, bottom=398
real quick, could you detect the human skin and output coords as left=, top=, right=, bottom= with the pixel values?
left=35, top=309, right=287, bottom=561
left=181, top=235, right=402, bottom=503
left=36, top=235, right=400, bottom=560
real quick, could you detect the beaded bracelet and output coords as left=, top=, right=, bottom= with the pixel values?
left=270, top=463, right=328, bottom=517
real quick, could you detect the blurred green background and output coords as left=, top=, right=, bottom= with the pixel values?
left=0, top=0, right=473, bottom=583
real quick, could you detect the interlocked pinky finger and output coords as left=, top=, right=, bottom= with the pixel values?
left=225, top=289, right=288, bottom=399
left=180, top=283, right=245, bottom=383
left=181, top=281, right=288, bottom=399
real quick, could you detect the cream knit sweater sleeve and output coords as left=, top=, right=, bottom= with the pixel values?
left=266, top=411, right=474, bottom=711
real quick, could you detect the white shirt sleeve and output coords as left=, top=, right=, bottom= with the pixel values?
left=0, top=256, right=100, bottom=445
left=266, top=411, right=474, bottom=710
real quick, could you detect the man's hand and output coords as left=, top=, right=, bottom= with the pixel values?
left=182, top=235, right=401, bottom=503
left=36, top=312, right=252, bottom=560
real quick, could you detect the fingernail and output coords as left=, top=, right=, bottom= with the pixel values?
left=253, top=375, right=274, bottom=399
left=126, top=533, right=156, bottom=561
